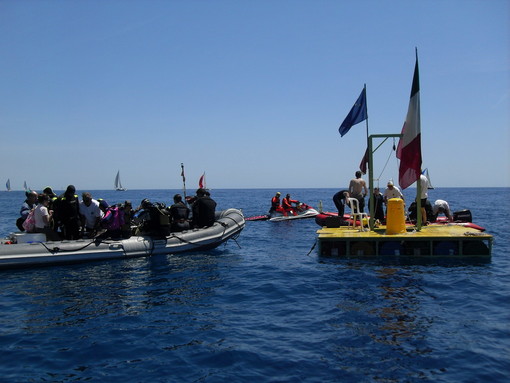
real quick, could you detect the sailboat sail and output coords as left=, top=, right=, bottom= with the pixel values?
left=23, top=181, right=28, bottom=191
left=115, top=171, right=126, bottom=191
left=422, top=168, right=434, bottom=189
left=6, top=179, right=10, bottom=191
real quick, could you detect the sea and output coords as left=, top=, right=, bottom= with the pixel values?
left=0, top=187, right=509, bottom=382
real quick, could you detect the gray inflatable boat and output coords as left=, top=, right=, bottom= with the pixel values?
left=0, top=209, right=245, bottom=270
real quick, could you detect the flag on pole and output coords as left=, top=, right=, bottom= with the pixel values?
left=396, top=53, right=422, bottom=189
left=180, top=163, right=186, bottom=182
left=338, top=87, right=368, bottom=137
left=359, top=147, right=368, bottom=174
left=199, top=172, right=206, bottom=189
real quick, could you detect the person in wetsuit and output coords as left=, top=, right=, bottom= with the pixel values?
left=168, top=194, right=190, bottom=232
left=55, top=185, right=81, bottom=240
left=333, top=190, right=350, bottom=218
left=192, top=188, right=217, bottom=228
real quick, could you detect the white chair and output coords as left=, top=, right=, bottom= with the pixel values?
left=347, top=198, right=368, bottom=231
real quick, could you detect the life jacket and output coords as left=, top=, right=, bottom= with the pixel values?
left=271, top=197, right=280, bottom=209
left=282, top=198, right=297, bottom=210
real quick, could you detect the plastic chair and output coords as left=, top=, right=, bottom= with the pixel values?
left=347, top=198, right=368, bottom=231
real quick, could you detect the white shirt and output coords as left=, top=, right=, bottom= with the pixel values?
left=419, top=174, right=429, bottom=199
left=433, top=200, right=451, bottom=216
left=79, top=199, right=103, bottom=228
left=383, top=186, right=404, bottom=201
left=34, top=204, right=49, bottom=229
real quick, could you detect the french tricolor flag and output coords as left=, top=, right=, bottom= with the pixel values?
left=397, top=51, right=422, bottom=190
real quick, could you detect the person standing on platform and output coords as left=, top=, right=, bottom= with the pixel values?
left=418, top=172, right=429, bottom=225
left=370, top=187, right=385, bottom=223
left=349, top=171, right=368, bottom=213
left=383, top=180, right=405, bottom=216
left=383, top=180, right=404, bottom=203
left=333, top=190, right=350, bottom=218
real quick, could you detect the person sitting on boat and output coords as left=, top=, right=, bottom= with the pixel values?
left=79, top=192, right=103, bottom=238
left=282, top=194, right=299, bottom=216
left=42, top=186, right=58, bottom=211
left=16, top=190, right=38, bottom=231
left=432, top=199, right=453, bottom=222
left=332, top=190, right=350, bottom=218
left=120, top=200, right=134, bottom=238
left=133, top=199, right=171, bottom=237
left=96, top=200, right=124, bottom=240
left=349, top=171, right=368, bottom=213
left=33, top=194, right=60, bottom=241
left=295, top=202, right=312, bottom=212
left=168, top=194, right=190, bottom=232
left=192, top=188, right=217, bottom=228
left=269, top=192, right=286, bottom=215
left=54, top=185, right=81, bottom=240
left=370, top=187, right=385, bottom=223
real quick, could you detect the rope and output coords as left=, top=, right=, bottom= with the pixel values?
left=306, top=239, right=317, bottom=256
left=37, top=211, right=245, bottom=255
left=377, top=138, right=396, bottom=183
left=40, top=239, right=98, bottom=254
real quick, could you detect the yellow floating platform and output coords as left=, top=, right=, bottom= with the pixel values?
left=317, top=224, right=493, bottom=257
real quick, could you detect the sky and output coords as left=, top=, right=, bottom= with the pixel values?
left=1, top=0, right=509, bottom=191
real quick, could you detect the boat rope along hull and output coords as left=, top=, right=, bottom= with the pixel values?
left=0, top=209, right=245, bottom=269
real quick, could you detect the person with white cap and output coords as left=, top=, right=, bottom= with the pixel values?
left=383, top=180, right=404, bottom=204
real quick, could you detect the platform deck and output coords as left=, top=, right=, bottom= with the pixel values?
left=317, top=224, right=493, bottom=257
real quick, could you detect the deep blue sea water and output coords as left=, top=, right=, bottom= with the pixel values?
left=0, top=188, right=509, bottom=382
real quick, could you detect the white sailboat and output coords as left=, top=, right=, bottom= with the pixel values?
left=114, top=171, right=126, bottom=191
left=5, top=179, right=10, bottom=192
left=23, top=181, right=28, bottom=191
left=422, top=168, right=434, bottom=189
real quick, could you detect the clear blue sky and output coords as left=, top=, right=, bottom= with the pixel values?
left=1, top=0, right=508, bottom=191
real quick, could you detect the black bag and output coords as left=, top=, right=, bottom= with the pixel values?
left=16, top=217, right=25, bottom=231
left=324, top=216, right=349, bottom=228
left=453, top=210, right=472, bottom=222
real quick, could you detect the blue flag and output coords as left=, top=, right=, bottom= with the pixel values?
left=338, top=87, right=367, bottom=137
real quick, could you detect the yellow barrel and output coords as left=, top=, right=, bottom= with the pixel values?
left=385, top=198, right=406, bottom=234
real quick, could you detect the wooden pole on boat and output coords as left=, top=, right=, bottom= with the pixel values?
left=180, top=163, right=187, bottom=202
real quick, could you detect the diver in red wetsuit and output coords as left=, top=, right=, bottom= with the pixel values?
left=282, top=194, right=299, bottom=216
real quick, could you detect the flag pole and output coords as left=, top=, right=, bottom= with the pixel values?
left=414, top=48, right=423, bottom=231
left=364, top=84, right=375, bottom=230
left=180, top=163, right=187, bottom=202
